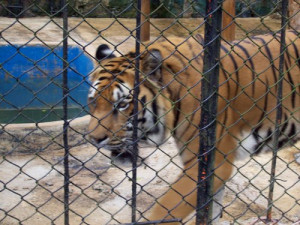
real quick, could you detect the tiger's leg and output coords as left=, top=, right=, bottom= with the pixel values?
left=145, top=164, right=199, bottom=225
left=146, top=134, right=236, bottom=225
left=211, top=185, right=225, bottom=222
left=183, top=186, right=225, bottom=225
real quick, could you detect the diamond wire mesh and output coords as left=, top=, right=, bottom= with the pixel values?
left=0, top=0, right=300, bottom=225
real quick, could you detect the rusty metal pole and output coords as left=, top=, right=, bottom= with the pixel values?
left=221, top=0, right=235, bottom=41
left=141, top=0, right=150, bottom=42
left=196, top=0, right=223, bottom=224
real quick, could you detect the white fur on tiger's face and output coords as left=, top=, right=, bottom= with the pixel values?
left=88, top=31, right=300, bottom=224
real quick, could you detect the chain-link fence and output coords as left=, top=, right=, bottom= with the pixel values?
left=0, top=0, right=300, bottom=225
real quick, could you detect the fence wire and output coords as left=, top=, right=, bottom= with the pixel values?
left=0, top=0, right=300, bottom=225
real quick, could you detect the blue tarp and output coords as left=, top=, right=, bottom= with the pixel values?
left=0, top=45, right=94, bottom=110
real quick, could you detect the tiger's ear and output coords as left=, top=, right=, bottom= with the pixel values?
left=95, top=44, right=116, bottom=61
left=142, top=49, right=163, bottom=82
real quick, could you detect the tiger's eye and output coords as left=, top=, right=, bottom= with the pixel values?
left=116, top=101, right=129, bottom=111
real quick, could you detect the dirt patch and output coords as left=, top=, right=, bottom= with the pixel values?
left=0, top=16, right=282, bottom=56
left=1, top=141, right=300, bottom=224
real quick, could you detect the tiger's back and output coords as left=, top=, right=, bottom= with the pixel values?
left=140, top=30, right=300, bottom=164
left=220, top=31, right=300, bottom=158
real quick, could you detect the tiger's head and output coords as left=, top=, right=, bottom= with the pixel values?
left=87, top=44, right=174, bottom=158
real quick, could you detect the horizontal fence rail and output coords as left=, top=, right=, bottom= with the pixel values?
left=0, top=1, right=299, bottom=225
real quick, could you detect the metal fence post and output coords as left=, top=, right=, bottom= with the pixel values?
left=266, top=0, right=289, bottom=222
left=131, top=0, right=142, bottom=223
left=62, top=1, right=70, bottom=224
left=196, top=0, right=223, bottom=224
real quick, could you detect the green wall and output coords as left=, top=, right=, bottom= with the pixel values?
left=0, top=0, right=276, bottom=18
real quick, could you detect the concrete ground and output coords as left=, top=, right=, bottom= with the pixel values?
left=0, top=16, right=300, bottom=225
left=1, top=138, right=300, bottom=225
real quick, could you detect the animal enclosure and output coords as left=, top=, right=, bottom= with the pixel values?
left=0, top=1, right=300, bottom=225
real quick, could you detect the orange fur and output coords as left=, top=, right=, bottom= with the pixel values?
left=88, top=30, right=300, bottom=224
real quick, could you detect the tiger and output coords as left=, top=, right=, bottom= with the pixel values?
left=87, top=30, right=300, bottom=224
